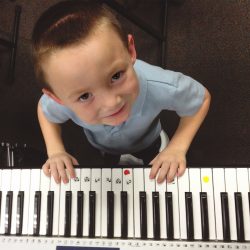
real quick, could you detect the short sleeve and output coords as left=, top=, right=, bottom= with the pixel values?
left=40, top=94, right=72, bottom=123
left=134, top=60, right=206, bottom=117
left=169, top=72, right=205, bottom=116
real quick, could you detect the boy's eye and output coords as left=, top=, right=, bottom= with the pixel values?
left=111, top=71, right=123, bottom=82
left=79, top=92, right=93, bottom=102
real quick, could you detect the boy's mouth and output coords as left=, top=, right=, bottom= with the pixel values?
left=105, top=104, right=126, bottom=118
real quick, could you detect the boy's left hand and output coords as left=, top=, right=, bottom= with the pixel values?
left=149, top=148, right=186, bottom=183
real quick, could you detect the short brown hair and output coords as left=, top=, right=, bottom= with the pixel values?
left=32, top=0, right=127, bottom=89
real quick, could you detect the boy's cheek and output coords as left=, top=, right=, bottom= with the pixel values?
left=70, top=108, right=100, bottom=125
left=127, top=78, right=139, bottom=98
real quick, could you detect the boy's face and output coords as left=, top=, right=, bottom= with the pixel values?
left=42, top=25, right=139, bottom=126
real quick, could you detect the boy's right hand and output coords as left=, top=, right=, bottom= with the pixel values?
left=42, top=152, right=79, bottom=184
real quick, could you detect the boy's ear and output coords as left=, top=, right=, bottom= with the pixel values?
left=42, top=88, right=64, bottom=105
left=127, top=34, right=137, bottom=64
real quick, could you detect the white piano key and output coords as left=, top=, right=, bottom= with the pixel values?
left=59, top=171, right=70, bottom=236
left=70, top=168, right=81, bottom=236
left=0, top=169, right=11, bottom=234
left=50, top=173, right=60, bottom=236
left=189, top=168, right=202, bottom=240
left=133, top=168, right=144, bottom=238
left=155, top=175, right=167, bottom=239
left=213, top=168, right=225, bottom=240
left=112, top=168, right=122, bottom=238
left=10, top=169, right=21, bottom=235
left=27, top=169, right=41, bottom=235
left=0, top=169, right=1, bottom=226
left=91, top=168, right=102, bottom=237
left=144, top=168, right=155, bottom=239
left=177, top=168, right=189, bottom=240
left=225, top=168, right=237, bottom=241
left=167, top=176, right=180, bottom=239
left=20, top=169, right=31, bottom=235
left=0, top=169, right=1, bottom=231
left=201, top=168, right=216, bottom=240
left=101, top=168, right=112, bottom=237
left=122, top=168, right=134, bottom=238
left=81, top=168, right=91, bottom=237
left=237, top=168, right=250, bottom=240
left=39, top=170, right=50, bottom=236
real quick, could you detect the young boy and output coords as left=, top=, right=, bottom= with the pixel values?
left=32, top=0, right=211, bottom=185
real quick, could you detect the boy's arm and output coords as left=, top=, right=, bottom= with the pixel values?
left=165, top=88, right=211, bottom=154
left=150, top=88, right=211, bottom=183
left=37, top=100, right=65, bottom=156
left=37, top=101, right=77, bottom=183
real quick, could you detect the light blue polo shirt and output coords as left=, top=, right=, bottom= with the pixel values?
left=40, top=59, right=205, bottom=154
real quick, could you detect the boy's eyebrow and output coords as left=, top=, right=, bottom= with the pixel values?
left=67, top=88, right=88, bottom=99
left=108, top=60, right=127, bottom=76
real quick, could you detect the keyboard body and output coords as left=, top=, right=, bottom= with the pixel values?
left=1, top=236, right=250, bottom=250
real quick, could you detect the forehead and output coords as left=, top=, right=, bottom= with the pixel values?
left=42, top=26, right=129, bottom=94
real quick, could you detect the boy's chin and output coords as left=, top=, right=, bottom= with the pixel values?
left=104, top=119, right=127, bottom=126
left=103, top=116, right=129, bottom=126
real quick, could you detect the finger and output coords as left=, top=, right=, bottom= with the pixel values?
left=157, top=161, right=171, bottom=183
left=64, top=158, right=76, bottom=179
left=49, top=162, right=60, bottom=184
left=166, top=162, right=179, bottom=182
left=57, top=162, right=69, bottom=184
left=177, top=160, right=186, bottom=177
left=42, top=162, right=51, bottom=176
left=71, top=156, right=79, bottom=166
left=149, top=160, right=161, bottom=179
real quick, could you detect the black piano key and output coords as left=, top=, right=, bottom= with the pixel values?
left=5, top=191, right=13, bottom=235
left=107, top=191, right=114, bottom=238
left=121, top=191, right=128, bottom=239
left=152, top=191, right=160, bottom=240
left=76, top=191, right=84, bottom=237
left=16, top=191, right=24, bottom=235
left=234, top=192, right=245, bottom=242
left=33, top=191, right=41, bottom=236
left=165, top=191, right=174, bottom=240
left=139, top=191, right=147, bottom=239
left=89, top=191, right=96, bottom=238
left=64, top=191, right=72, bottom=237
left=200, top=192, right=209, bottom=241
left=46, top=191, right=54, bottom=236
left=221, top=192, right=231, bottom=242
left=185, top=192, right=194, bottom=241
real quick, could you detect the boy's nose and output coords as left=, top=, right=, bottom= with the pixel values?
left=101, top=90, right=122, bottom=108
